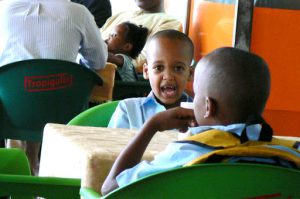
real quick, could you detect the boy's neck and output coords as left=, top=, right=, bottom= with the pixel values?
left=141, top=7, right=165, bottom=13
left=154, top=95, right=183, bottom=110
left=139, top=3, right=165, bottom=13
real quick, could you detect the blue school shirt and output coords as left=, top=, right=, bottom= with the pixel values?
left=108, top=91, right=193, bottom=129
left=116, top=124, right=300, bottom=188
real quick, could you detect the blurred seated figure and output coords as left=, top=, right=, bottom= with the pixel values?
left=71, top=0, right=112, bottom=28
left=90, top=22, right=148, bottom=105
left=0, top=0, right=107, bottom=69
left=105, top=22, right=148, bottom=82
left=101, top=0, right=182, bottom=72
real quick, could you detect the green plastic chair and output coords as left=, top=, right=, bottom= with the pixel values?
left=0, top=174, right=81, bottom=199
left=80, top=163, right=300, bottom=199
left=80, top=187, right=101, bottom=199
left=0, top=146, right=81, bottom=199
left=68, top=101, right=119, bottom=127
left=0, top=59, right=102, bottom=142
left=0, top=148, right=31, bottom=175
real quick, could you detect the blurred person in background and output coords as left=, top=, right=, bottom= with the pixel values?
left=71, top=0, right=112, bottom=28
left=101, top=0, right=182, bottom=73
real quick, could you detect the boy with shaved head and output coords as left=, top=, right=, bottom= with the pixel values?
left=102, top=47, right=300, bottom=195
left=193, top=47, right=270, bottom=125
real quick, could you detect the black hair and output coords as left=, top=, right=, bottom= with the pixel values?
left=205, top=47, right=270, bottom=119
left=149, top=29, right=194, bottom=62
left=122, top=22, right=148, bottom=59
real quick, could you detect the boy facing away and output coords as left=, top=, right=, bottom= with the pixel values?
left=102, top=47, right=300, bottom=195
left=105, top=22, right=148, bottom=82
left=108, top=30, right=194, bottom=129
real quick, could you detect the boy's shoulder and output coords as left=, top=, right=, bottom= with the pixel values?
left=119, top=93, right=161, bottom=109
left=118, top=92, right=192, bottom=110
left=119, top=96, right=149, bottom=107
left=121, top=96, right=146, bottom=102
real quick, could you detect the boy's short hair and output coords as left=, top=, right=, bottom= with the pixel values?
left=122, top=22, right=148, bottom=59
left=203, top=47, right=270, bottom=119
left=148, top=29, right=194, bottom=63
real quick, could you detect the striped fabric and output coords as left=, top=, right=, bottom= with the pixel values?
left=0, top=0, right=108, bottom=69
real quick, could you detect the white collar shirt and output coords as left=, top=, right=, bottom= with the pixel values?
left=0, top=0, right=107, bottom=69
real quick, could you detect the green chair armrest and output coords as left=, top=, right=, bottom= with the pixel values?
left=80, top=187, right=101, bottom=199
left=0, top=174, right=80, bottom=199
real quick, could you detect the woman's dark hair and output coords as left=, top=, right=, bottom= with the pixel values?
left=122, top=22, right=148, bottom=59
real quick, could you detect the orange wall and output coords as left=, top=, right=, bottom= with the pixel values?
left=251, top=7, right=300, bottom=112
left=188, top=0, right=235, bottom=61
left=188, top=1, right=300, bottom=136
left=251, top=7, right=300, bottom=136
left=186, top=0, right=235, bottom=96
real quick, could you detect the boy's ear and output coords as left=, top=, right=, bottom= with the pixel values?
left=204, top=97, right=216, bottom=118
left=143, top=62, right=149, bottom=79
left=123, top=43, right=133, bottom=52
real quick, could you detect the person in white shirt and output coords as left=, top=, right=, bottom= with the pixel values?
left=0, top=0, right=108, bottom=69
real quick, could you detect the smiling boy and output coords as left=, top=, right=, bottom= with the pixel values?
left=108, top=30, right=194, bottom=129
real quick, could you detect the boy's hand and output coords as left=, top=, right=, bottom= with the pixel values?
left=149, top=107, right=197, bottom=133
left=102, top=107, right=196, bottom=195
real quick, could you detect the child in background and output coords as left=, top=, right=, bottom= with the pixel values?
left=106, top=22, right=148, bottom=81
left=102, top=47, right=300, bottom=195
left=108, top=30, right=194, bottom=129
left=101, top=0, right=182, bottom=72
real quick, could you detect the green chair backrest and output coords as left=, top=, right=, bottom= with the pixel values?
left=0, top=174, right=81, bottom=199
left=0, top=148, right=31, bottom=175
left=0, top=148, right=80, bottom=199
left=68, top=101, right=119, bottom=127
left=80, top=163, right=300, bottom=199
left=0, top=59, right=102, bottom=142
